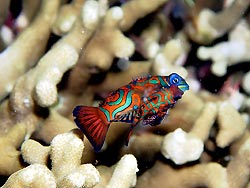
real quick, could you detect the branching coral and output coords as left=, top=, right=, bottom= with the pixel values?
left=136, top=131, right=250, bottom=188
left=106, top=154, right=138, bottom=188
left=81, top=6, right=135, bottom=71
left=20, top=130, right=138, bottom=188
left=161, top=128, right=204, bottom=165
left=68, top=5, right=135, bottom=92
left=50, top=130, right=99, bottom=187
left=242, top=71, right=250, bottom=94
left=91, top=61, right=151, bottom=93
left=68, top=0, right=170, bottom=93
left=15, top=0, right=42, bottom=32
left=137, top=20, right=162, bottom=59
left=186, top=0, right=250, bottom=44
left=0, top=0, right=10, bottom=49
left=119, top=0, right=169, bottom=31
left=136, top=161, right=228, bottom=188
left=21, top=139, right=50, bottom=165
left=32, top=109, right=75, bottom=144
left=152, top=33, right=189, bottom=77
left=216, top=101, right=246, bottom=148
left=161, top=102, right=217, bottom=164
left=0, top=0, right=10, bottom=28
left=1, top=164, right=57, bottom=188
left=94, top=154, right=138, bottom=188
left=3, top=131, right=99, bottom=188
left=52, top=0, right=84, bottom=35
left=227, top=138, right=250, bottom=188
left=8, top=12, right=93, bottom=120
left=121, top=96, right=247, bottom=166
left=15, top=129, right=100, bottom=188
left=0, top=0, right=60, bottom=100
left=0, top=22, right=86, bottom=138
left=0, top=123, right=27, bottom=176
left=197, top=20, right=250, bottom=76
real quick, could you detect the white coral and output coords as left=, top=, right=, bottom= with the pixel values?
left=107, top=154, right=138, bottom=188
left=161, top=128, right=204, bottom=165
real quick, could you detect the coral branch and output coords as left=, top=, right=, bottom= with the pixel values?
left=197, top=20, right=250, bottom=76
left=0, top=123, right=27, bottom=175
left=161, top=128, right=203, bottom=165
left=1, top=164, right=57, bottom=188
left=95, top=154, right=138, bottom=188
left=15, top=0, right=41, bottom=31
left=52, top=0, right=84, bottom=35
left=216, top=102, right=246, bottom=148
left=138, top=19, right=163, bottom=59
left=209, top=0, right=250, bottom=36
left=121, top=133, right=163, bottom=162
left=122, top=102, right=216, bottom=165
left=79, top=6, right=135, bottom=71
left=49, top=129, right=100, bottom=187
left=57, top=164, right=100, bottom=188
left=0, top=0, right=60, bottom=100
left=65, top=0, right=104, bottom=94
left=33, top=109, right=75, bottom=143
left=227, top=138, right=250, bottom=188
left=107, top=154, right=138, bottom=188
left=120, top=0, right=169, bottom=31
left=152, top=33, right=189, bottom=77
left=190, top=102, right=218, bottom=141
left=0, top=0, right=10, bottom=50
left=9, top=18, right=91, bottom=119
left=50, top=130, right=84, bottom=181
left=91, top=61, right=151, bottom=93
left=21, top=139, right=50, bottom=165
left=136, top=161, right=228, bottom=188
left=187, top=0, right=250, bottom=44
left=242, top=71, right=250, bottom=94
left=0, top=0, right=10, bottom=27
left=33, top=43, right=79, bottom=107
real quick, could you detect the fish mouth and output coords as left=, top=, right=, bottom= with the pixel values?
left=174, top=95, right=182, bottom=101
left=178, top=84, right=189, bottom=92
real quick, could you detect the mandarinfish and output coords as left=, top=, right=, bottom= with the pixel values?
left=73, top=73, right=189, bottom=152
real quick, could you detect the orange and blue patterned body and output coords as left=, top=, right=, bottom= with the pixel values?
left=73, top=73, right=189, bottom=152
left=98, top=74, right=188, bottom=124
left=139, top=84, right=184, bottom=126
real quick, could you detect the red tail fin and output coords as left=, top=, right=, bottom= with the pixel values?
left=73, top=106, right=110, bottom=152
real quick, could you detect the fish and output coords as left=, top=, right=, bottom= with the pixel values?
left=140, top=84, right=185, bottom=126
left=73, top=73, right=189, bottom=152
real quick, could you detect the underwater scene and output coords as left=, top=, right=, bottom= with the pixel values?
left=0, top=0, right=249, bottom=187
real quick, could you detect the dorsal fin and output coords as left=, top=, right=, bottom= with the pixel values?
left=132, top=73, right=151, bottom=82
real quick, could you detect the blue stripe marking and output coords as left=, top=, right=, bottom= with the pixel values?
left=158, top=76, right=169, bottom=88
left=149, top=79, right=158, bottom=84
left=112, top=91, right=132, bottom=119
left=144, top=102, right=156, bottom=113
left=99, top=107, right=111, bottom=121
left=107, top=89, right=124, bottom=106
left=163, top=91, right=172, bottom=104
left=152, top=93, right=166, bottom=106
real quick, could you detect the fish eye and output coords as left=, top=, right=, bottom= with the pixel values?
left=173, top=78, right=179, bottom=84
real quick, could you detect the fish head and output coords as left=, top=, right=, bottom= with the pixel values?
left=168, top=73, right=189, bottom=92
left=170, top=84, right=184, bottom=101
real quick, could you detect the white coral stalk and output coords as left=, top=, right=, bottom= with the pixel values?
left=2, top=164, right=56, bottom=188
left=107, top=154, right=138, bottom=188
